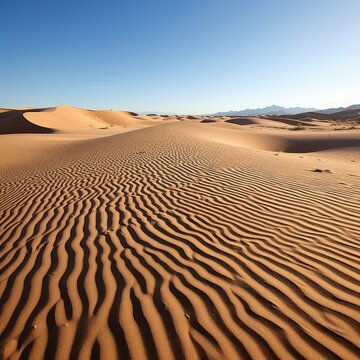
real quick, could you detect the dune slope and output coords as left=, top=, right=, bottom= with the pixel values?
left=0, top=109, right=54, bottom=134
left=0, top=122, right=360, bottom=360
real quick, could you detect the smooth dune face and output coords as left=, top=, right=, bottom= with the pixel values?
left=0, top=109, right=360, bottom=360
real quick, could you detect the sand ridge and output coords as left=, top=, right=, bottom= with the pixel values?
left=0, top=108, right=360, bottom=359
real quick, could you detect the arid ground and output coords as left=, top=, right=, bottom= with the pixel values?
left=1, top=106, right=359, bottom=359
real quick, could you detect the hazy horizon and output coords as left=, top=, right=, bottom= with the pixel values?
left=1, top=0, right=360, bottom=113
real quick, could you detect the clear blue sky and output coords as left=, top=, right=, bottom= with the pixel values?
left=1, top=0, right=359, bottom=114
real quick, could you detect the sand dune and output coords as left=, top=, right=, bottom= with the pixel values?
left=198, top=123, right=360, bottom=152
left=0, top=109, right=360, bottom=359
left=0, top=106, right=163, bottom=135
left=25, top=106, right=161, bottom=132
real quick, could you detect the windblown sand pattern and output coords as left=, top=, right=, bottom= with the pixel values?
left=1, top=113, right=360, bottom=359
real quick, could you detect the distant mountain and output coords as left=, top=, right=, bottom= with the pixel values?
left=316, top=104, right=360, bottom=114
left=277, top=107, right=360, bottom=122
left=210, top=105, right=318, bottom=116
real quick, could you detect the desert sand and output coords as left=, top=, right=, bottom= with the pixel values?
left=0, top=106, right=359, bottom=359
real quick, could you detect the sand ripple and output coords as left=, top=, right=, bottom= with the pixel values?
left=1, top=123, right=360, bottom=359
